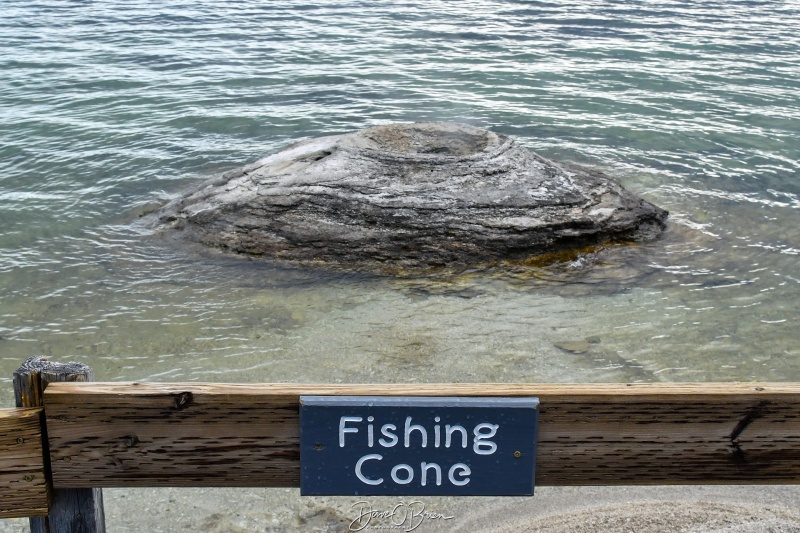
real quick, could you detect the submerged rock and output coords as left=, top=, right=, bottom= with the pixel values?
left=554, top=340, right=591, bottom=354
left=150, top=122, right=667, bottom=273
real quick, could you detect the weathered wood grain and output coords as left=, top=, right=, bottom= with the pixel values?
left=43, top=382, right=800, bottom=488
left=14, top=356, right=106, bottom=533
left=0, top=407, right=49, bottom=518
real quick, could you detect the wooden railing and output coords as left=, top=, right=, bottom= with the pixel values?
left=2, top=357, right=800, bottom=532
left=0, top=407, right=48, bottom=519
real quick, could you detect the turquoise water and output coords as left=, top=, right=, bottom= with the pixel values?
left=1, top=0, right=800, bottom=409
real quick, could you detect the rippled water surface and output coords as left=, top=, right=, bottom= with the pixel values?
left=1, top=0, right=800, bottom=409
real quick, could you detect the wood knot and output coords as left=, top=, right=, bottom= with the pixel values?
left=173, top=391, right=193, bottom=410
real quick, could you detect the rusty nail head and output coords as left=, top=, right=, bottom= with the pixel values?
left=16, top=437, right=24, bottom=444
left=64, top=456, right=71, bottom=462
left=23, top=475, right=33, bottom=482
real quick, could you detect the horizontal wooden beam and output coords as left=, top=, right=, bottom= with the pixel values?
left=42, top=382, right=800, bottom=488
left=0, top=407, right=49, bottom=518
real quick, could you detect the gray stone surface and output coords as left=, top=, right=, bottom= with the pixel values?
left=150, top=122, right=667, bottom=273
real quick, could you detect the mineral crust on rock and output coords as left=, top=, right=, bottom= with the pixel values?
left=151, top=122, right=668, bottom=272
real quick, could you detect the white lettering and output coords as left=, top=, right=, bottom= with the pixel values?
left=355, top=454, right=383, bottom=485
left=404, top=417, right=427, bottom=448
left=391, top=464, right=414, bottom=484
left=445, top=424, right=467, bottom=448
left=448, top=463, right=471, bottom=486
left=339, top=416, right=362, bottom=447
left=473, top=423, right=499, bottom=455
left=338, top=414, right=502, bottom=489
left=379, top=424, right=398, bottom=447
left=420, top=462, right=442, bottom=486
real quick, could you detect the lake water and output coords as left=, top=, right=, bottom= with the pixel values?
left=3, top=0, right=799, bottom=396
left=1, top=1, right=799, bottom=529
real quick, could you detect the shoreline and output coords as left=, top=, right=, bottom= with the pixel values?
left=4, top=485, right=798, bottom=532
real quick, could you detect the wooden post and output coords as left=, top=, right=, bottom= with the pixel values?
left=13, top=356, right=106, bottom=533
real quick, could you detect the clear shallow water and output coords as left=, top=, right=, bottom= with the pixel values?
left=1, top=0, right=800, bottom=409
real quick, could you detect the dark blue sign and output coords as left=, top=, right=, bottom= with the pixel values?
left=300, top=396, right=539, bottom=496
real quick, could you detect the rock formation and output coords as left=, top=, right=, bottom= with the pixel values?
left=150, top=122, right=667, bottom=272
